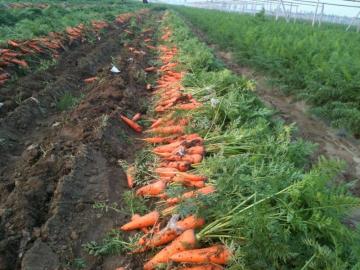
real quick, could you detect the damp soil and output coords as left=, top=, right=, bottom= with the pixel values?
left=0, top=9, right=160, bottom=270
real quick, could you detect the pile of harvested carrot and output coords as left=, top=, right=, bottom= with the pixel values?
left=118, top=26, right=231, bottom=270
left=0, top=10, right=149, bottom=87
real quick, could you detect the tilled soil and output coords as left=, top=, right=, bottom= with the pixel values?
left=0, top=9, right=159, bottom=270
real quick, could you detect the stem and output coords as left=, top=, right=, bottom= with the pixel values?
left=300, top=254, right=316, bottom=270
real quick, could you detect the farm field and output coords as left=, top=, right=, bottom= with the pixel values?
left=175, top=7, right=360, bottom=137
left=0, top=2, right=360, bottom=270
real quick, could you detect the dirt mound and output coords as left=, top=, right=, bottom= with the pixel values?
left=0, top=10, right=158, bottom=270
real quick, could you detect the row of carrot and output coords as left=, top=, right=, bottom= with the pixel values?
left=0, top=11, right=142, bottom=87
left=118, top=23, right=231, bottom=270
left=5, top=2, right=49, bottom=9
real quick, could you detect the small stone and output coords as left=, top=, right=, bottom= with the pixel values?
left=70, top=231, right=78, bottom=240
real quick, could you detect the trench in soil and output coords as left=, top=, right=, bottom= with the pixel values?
left=0, top=9, right=161, bottom=270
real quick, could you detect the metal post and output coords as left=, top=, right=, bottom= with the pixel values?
left=280, top=0, right=290, bottom=22
left=289, top=3, right=293, bottom=20
left=276, top=4, right=280, bottom=20
left=318, top=3, right=325, bottom=26
left=312, top=0, right=320, bottom=27
left=346, top=10, right=360, bottom=31
left=294, top=6, right=298, bottom=23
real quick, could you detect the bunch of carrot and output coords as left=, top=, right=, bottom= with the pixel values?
left=118, top=25, right=231, bottom=270
left=91, top=20, right=109, bottom=32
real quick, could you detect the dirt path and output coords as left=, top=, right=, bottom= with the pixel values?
left=0, top=10, right=159, bottom=270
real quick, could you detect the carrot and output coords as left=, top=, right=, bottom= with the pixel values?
left=136, top=180, right=166, bottom=197
left=84, top=76, right=98, bottom=83
left=126, top=166, right=135, bottom=188
left=144, top=66, right=156, bottom=72
left=8, top=40, right=20, bottom=47
left=150, top=118, right=163, bottom=128
left=155, top=167, right=179, bottom=178
left=135, top=228, right=179, bottom=253
left=143, top=229, right=197, bottom=270
left=176, top=103, right=201, bottom=110
left=9, top=58, right=28, bottom=68
left=120, top=211, right=159, bottom=231
left=132, top=214, right=149, bottom=233
left=177, top=173, right=207, bottom=182
left=166, top=186, right=215, bottom=205
left=132, top=113, right=141, bottom=121
left=161, top=161, right=190, bottom=172
left=115, top=267, right=126, bottom=270
left=169, top=245, right=231, bottom=265
left=120, top=115, right=142, bottom=133
left=177, top=264, right=224, bottom=270
left=176, top=215, right=205, bottom=230
left=153, top=141, right=182, bottom=153
left=164, top=154, right=203, bottom=164
left=182, top=154, right=203, bottom=164
left=142, top=137, right=172, bottom=144
left=186, top=146, right=205, bottom=155
left=147, top=126, right=184, bottom=135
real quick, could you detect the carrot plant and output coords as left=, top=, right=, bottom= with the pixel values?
left=174, top=7, right=360, bottom=137
left=163, top=11, right=360, bottom=269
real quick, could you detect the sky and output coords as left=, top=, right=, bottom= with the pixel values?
left=163, top=0, right=360, bottom=17
left=307, top=0, right=360, bottom=16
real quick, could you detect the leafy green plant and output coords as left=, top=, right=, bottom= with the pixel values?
left=174, top=7, right=360, bottom=136
left=158, top=11, right=360, bottom=269
left=56, top=92, right=83, bottom=111
left=83, top=230, right=133, bottom=257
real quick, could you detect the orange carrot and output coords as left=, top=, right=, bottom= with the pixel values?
left=155, top=167, right=179, bottom=178
left=166, top=185, right=215, bottom=205
left=120, top=211, right=159, bottom=231
left=161, top=161, right=190, bottom=172
left=136, top=180, right=166, bottom=197
left=176, top=215, right=205, bottom=230
left=186, top=146, right=205, bottom=155
left=176, top=103, right=201, bottom=110
left=143, top=229, right=197, bottom=270
left=126, top=166, right=135, bottom=188
left=169, top=245, right=231, bottom=265
left=120, top=115, right=142, bottom=133
left=144, top=66, right=156, bottom=72
left=135, top=228, right=179, bottom=253
left=177, top=173, right=207, bottom=182
left=142, top=137, right=170, bottom=144
left=115, top=267, right=126, bottom=270
left=132, top=214, right=149, bottom=233
left=84, top=76, right=98, bottom=83
left=150, top=118, right=163, bottom=128
left=132, top=113, right=141, bottom=121
left=177, top=264, right=224, bottom=270
left=147, top=126, right=184, bottom=135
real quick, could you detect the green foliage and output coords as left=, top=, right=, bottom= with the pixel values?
left=83, top=230, right=132, bottom=257
left=162, top=11, right=360, bottom=269
left=56, top=92, right=83, bottom=111
left=175, top=7, right=360, bottom=135
left=122, top=190, right=149, bottom=215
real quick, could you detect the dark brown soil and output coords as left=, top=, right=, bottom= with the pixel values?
left=0, top=9, right=160, bottom=270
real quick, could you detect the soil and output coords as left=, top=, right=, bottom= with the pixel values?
left=0, top=9, right=159, bottom=270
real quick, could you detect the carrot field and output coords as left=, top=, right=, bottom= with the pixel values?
left=0, top=1, right=359, bottom=270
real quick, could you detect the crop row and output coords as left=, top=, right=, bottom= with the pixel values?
left=88, top=10, right=360, bottom=270
left=174, top=7, right=360, bottom=137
